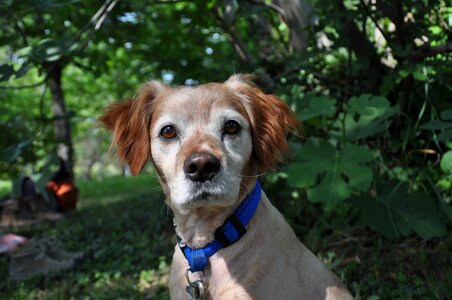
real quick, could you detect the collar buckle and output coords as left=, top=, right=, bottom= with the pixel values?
left=214, top=214, right=247, bottom=248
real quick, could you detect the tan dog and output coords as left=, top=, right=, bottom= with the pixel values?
left=100, top=74, right=353, bottom=299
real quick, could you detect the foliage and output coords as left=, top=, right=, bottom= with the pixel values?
left=0, top=0, right=450, bottom=286
left=276, top=0, right=451, bottom=239
left=288, top=140, right=374, bottom=209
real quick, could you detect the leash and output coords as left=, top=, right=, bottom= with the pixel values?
left=176, top=181, right=262, bottom=299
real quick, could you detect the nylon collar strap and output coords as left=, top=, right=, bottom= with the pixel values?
left=177, top=181, right=262, bottom=273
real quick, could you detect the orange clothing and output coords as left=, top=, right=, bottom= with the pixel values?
left=47, top=180, right=79, bottom=211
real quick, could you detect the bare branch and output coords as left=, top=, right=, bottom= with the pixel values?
left=73, top=0, right=115, bottom=44
left=94, top=0, right=119, bottom=30
left=75, top=0, right=119, bottom=54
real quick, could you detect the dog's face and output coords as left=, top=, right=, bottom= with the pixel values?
left=100, top=75, right=299, bottom=213
left=150, top=84, right=254, bottom=212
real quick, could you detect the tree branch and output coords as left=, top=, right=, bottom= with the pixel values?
left=375, top=0, right=405, bottom=45
left=73, top=0, right=115, bottom=44
left=410, top=42, right=452, bottom=62
left=75, top=0, right=119, bottom=54
left=209, top=5, right=276, bottom=90
left=248, top=0, right=286, bottom=18
left=334, top=0, right=387, bottom=91
left=359, top=0, right=391, bottom=45
left=0, top=76, right=47, bottom=89
left=210, top=7, right=257, bottom=66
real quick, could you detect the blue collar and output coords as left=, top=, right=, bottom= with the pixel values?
left=177, top=181, right=262, bottom=273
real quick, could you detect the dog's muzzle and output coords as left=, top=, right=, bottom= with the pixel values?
left=184, top=153, right=221, bottom=182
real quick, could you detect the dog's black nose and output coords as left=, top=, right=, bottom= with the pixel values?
left=184, top=153, right=221, bottom=182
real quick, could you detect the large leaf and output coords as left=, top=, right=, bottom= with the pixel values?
left=421, top=109, right=452, bottom=142
left=335, top=94, right=399, bottom=141
left=298, top=96, right=337, bottom=121
left=287, top=139, right=374, bottom=210
left=353, top=181, right=447, bottom=239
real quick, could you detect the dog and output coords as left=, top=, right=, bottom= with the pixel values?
left=100, top=74, right=353, bottom=299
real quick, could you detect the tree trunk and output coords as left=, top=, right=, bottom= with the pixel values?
left=46, top=62, right=74, bottom=177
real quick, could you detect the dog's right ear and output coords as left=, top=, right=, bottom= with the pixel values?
left=99, top=81, right=167, bottom=175
left=225, top=74, right=301, bottom=173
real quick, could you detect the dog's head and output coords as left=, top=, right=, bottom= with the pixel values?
left=100, top=74, right=299, bottom=213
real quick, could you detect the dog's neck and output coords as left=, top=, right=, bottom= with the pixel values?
left=173, top=206, right=236, bottom=248
left=171, top=179, right=257, bottom=249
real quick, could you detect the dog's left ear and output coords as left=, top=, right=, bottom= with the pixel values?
left=99, top=81, right=167, bottom=175
left=225, top=74, right=301, bottom=172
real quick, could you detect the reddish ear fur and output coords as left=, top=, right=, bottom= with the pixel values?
left=99, top=82, right=166, bottom=175
left=226, top=74, right=301, bottom=172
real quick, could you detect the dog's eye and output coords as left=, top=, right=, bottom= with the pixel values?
left=160, top=125, right=177, bottom=140
left=223, top=120, right=241, bottom=135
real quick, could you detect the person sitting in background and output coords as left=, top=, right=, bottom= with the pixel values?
left=46, top=159, right=79, bottom=212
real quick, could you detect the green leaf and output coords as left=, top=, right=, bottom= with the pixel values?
left=440, top=151, right=452, bottom=172
left=437, top=129, right=452, bottom=142
left=353, top=181, right=447, bottom=239
left=440, top=109, right=452, bottom=121
left=16, top=46, right=32, bottom=58
left=298, top=96, right=337, bottom=121
left=45, top=46, right=62, bottom=62
left=15, top=62, right=30, bottom=78
left=287, top=140, right=374, bottom=210
left=413, top=70, right=428, bottom=81
left=0, top=64, right=14, bottom=82
left=336, top=94, right=399, bottom=140
left=421, top=120, right=452, bottom=130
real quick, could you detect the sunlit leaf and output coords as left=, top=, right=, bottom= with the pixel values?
left=413, top=70, right=428, bottom=81
left=440, top=151, right=452, bottom=173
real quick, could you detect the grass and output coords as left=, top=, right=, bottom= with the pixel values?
left=0, top=174, right=173, bottom=299
left=1, top=175, right=451, bottom=299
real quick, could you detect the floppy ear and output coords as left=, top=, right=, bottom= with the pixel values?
left=225, top=74, right=301, bottom=172
left=99, top=81, right=167, bottom=175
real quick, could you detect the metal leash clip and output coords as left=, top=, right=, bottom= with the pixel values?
left=185, top=268, right=206, bottom=300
